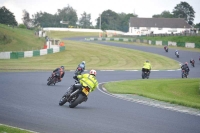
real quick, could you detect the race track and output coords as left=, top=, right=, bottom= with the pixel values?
left=0, top=38, right=200, bottom=133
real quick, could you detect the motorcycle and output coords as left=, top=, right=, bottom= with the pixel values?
left=181, top=70, right=188, bottom=78
left=190, top=60, right=195, bottom=67
left=164, top=47, right=168, bottom=52
left=142, top=70, right=150, bottom=79
left=47, top=72, right=60, bottom=86
left=175, top=52, right=179, bottom=58
left=74, top=67, right=83, bottom=76
left=59, top=81, right=89, bottom=108
left=73, top=66, right=84, bottom=81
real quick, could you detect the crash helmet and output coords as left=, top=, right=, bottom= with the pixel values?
left=90, top=69, right=97, bottom=76
left=82, top=61, right=85, bottom=64
left=146, top=60, right=149, bottom=63
left=61, top=66, right=65, bottom=70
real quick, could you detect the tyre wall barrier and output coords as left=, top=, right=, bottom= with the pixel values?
left=85, top=37, right=200, bottom=48
left=0, top=46, right=65, bottom=59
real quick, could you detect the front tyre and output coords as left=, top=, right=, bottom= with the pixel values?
left=59, top=95, right=68, bottom=106
left=47, top=77, right=56, bottom=86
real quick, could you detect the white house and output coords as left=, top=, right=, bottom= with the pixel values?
left=127, top=17, right=192, bottom=35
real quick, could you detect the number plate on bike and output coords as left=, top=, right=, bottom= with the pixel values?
left=82, top=88, right=89, bottom=96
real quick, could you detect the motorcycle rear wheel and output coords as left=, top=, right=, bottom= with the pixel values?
left=69, top=93, right=85, bottom=108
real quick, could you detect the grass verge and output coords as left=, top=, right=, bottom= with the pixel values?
left=0, top=124, right=35, bottom=133
left=104, top=78, right=200, bottom=109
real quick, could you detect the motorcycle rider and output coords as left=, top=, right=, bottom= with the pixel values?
left=47, top=66, right=65, bottom=82
left=190, top=58, right=195, bottom=65
left=181, top=62, right=190, bottom=75
left=72, top=69, right=98, bottom=101
left=74, top=61, right=86, bottom=80
left=142, top=60, right=152, bottom=77
left=175, top=50, right=179, bottom=56
left=164, top=45, right=168, bottom=51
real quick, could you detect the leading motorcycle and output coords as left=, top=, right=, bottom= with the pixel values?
left=59, top=81, right=89, bottom=108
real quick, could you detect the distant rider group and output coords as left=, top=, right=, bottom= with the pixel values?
left=163, top=46, right=197, bottom=78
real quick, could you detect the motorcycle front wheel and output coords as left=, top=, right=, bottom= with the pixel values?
left=59, top=95, right=68, bottom=106
left=47, top=77, right=56, bottom=86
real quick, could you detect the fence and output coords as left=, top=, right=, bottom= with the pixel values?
left=0, top=46, right=65, bottom=59
left=85, top=37, right=200, bottom=48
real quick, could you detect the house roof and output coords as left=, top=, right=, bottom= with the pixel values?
left=129, top=17, right=192, bottom=28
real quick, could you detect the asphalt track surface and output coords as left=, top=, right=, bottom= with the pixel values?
left=0, top=37, right=200, bottom=133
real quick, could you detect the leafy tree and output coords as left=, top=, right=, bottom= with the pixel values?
left=0, top=6, right=18, bottom=26
left=152, top=11, right=174, bottom=18
left=194, top=23, right=200, bottom=30
left=32, top=5, right=78, bottom=28
left=172, top=1, right=195, bottom=25
left=118, top=13, right=137, bottom=32
left=32, top=11, right=56, bottom=27
left=79, top=11, right=92, bottom=28
left=57, top=5, right=78, bottom=27
left=96, top=10, right=120, bottom=30
left=18, top=24, right=26, bottom=28
left=96, top=10, right=137, bottom=32
left=22, top=10, right=33, bottom=28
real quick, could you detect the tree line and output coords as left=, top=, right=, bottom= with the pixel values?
left=0, top=1, right=200, bottom=32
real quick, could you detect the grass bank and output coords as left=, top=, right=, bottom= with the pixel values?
left=0, top=40, right=180, bottom=71
left=0, top=24, right=45, bottom=52
left=104, top=78, right=200, bottom=109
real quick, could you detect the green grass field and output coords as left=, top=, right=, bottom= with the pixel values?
left=0, top=39, right=180, bottom=71
left=104, top=78, right=200, bottom=109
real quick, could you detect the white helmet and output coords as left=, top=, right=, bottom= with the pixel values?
left=82, top=61, right=85, bottom=64
left=90, top=69, right=96, bottom=76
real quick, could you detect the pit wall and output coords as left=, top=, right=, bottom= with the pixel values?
left=85, top=38, right=200, bottom=48
left=0, top=46, right=65, bottom=59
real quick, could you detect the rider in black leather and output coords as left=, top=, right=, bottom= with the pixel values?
left=181, top=62, right=190, bottom=75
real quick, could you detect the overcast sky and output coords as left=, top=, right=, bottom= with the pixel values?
left=0, top=0, right=199, bottom=25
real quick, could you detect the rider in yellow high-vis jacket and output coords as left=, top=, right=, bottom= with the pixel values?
left=142, top=60, right=152, bottom=76
left=77, top=70, right=98, bottom=92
